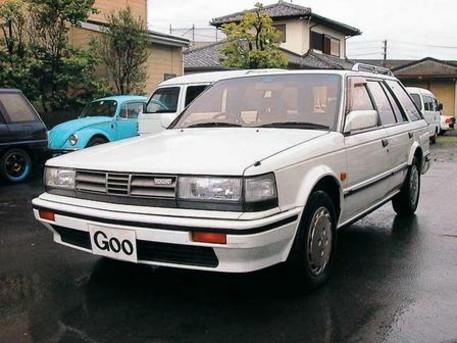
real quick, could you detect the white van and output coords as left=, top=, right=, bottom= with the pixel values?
left=407, top=87, right=442, bottom=142
left=138, top=70, right=282, bottom=135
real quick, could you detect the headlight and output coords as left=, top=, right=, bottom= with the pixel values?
left=245, top=173, right=277, bottom=202
left=178, top=177, right=242, bottom=202
left=68, top=134, right=78, bottom=146
left=177, top=173, right=278, bottom=211
left=45, top=167, right=76, bottom=189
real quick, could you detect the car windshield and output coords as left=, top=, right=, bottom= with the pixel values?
left=170, top=74, right=341, bottom=131
left=146, top=87, right=179, bottom=113
left=80, top=100, right=117, bottom=117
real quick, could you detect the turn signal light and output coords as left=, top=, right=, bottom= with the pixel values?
left=192, top=231, right=227, bottom=244
left=39, top=209, right=55, bottom=221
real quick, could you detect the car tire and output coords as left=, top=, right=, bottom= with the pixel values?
left=1, top=149, right=32, bottom=182
left=285, top=190, right=337, bottom=292
left=392, top=157, right=420, bottom=216
left=87, top=137, right=108, bottom=147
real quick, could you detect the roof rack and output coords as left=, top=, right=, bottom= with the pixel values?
left=352, top=63, right=394, bottom=76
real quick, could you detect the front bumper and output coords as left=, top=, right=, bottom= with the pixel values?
left=32, top=194, right=301, bottom=273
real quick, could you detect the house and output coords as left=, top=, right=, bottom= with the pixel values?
left=69, top=0, right=189, bottom=92
left=185, top=0, right=361, bottom=73
left=361, top=58, right=457, bottom=116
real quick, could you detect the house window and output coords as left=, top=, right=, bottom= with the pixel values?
left=273, top=24, right=286, bottom=43
left=311, top=31, right=341, bottom=57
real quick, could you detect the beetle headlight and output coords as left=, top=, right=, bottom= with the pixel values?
left=178, top=177, right=242, bottom=202
left=45, top=167, right=76, bottom=189
left=68, top=134, right=78, bottom=146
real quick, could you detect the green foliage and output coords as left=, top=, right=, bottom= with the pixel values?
left=220, top=2, right=288, bottom=69
left=0, top=0, right=109, bottom=116
left=99, top=7, right=151, bottom=94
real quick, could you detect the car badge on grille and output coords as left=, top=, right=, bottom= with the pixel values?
left=153, top=178, right=173, bottom=186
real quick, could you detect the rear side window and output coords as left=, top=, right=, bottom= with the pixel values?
left=386, top=81, right=422, bottom=121
left=367, top=81, right=396, bottom=125
left=0, top=93, right=38, bottom=123
left=382, top=83, right=406, bottom=123
left=185, top=85, right=208, bottom=107
left=410, top=94, right=422, bottom=110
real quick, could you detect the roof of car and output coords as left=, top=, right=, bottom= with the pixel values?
left=0, top=88, right=22, bottom=93
left=406, top=87, right=436, bottom=97
left=96, top=95, right=147, bottom=102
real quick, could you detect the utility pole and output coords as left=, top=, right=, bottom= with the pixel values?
left=382, top=39, right=387, bottom=66
left=192, top=24, right=195, bottom=42
left=169, top=24, right=172, bottom=35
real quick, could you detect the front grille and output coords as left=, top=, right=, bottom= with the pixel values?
left=75, top=170, right=177, bottom=199
left=137, top=241, right=219, bottom=268
left=51, top=226, right=218, bottom=268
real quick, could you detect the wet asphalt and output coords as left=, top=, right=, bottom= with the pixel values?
left=1, top=137, right=457, bottom=343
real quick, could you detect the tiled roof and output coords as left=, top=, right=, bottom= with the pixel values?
left=211, top=1, right=360, bottom=36
left=212, top=1, right=311, bottom=25
left=184, top=41, right=356, bottom=72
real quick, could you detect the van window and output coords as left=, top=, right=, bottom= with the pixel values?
left=0, top=93, right=38, bottom=123
left=185, top=85, right=208, bottom=107
left=147, top=87, right=179, bottom=113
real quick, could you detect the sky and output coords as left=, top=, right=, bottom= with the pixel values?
left=148, top=0, right=457, bottom=60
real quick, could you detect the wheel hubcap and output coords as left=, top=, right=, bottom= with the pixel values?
left=5, top=153, right=26, bottom=177
left=409, top=165, right=419, bottom=206
left=307, top=207, right=333, bottom=276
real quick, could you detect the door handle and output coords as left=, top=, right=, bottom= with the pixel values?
left=408, top=132, right=413, bottom=139
left=382, top=139, right=389, bottom=148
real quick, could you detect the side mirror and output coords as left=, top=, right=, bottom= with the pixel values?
left=344, top=110, right=378, bottom=134
left=438, top=103, right=443, bottom=111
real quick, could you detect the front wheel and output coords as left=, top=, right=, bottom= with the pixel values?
left=286, top=190, right=337, bottom=292
left=1, top=149, right=32, bottom=182
left=392, top=158, right=420, bottom=216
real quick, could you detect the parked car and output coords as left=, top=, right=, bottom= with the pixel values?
left=406, top=87, right=441, bottom=142
left=48, top=95, right=147, bottom=153
left=138, top=69, right=283, bottom=135
left=33, top=65, right=431, bottom=291
left=440, top=115, right=455, bottom=135
left=0, top=89, right=48, bottom=182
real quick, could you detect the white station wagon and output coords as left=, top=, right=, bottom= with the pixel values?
left=33, top=66, right=431, bottom=290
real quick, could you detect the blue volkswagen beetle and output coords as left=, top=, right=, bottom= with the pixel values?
left=48, top=95, right=150, bottom=153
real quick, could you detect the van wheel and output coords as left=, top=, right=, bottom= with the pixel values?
left=392, top=158, right=420, bottom=216
left=87, top=137, right=108, bottom=147
left=1, top=149, right=32, bottom=182
left=286, top=190, right=337, bottom=292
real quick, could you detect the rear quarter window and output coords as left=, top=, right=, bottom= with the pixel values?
left=0, top=93, right=38, bottom=123
left=386, top=81, right=422, bottom=121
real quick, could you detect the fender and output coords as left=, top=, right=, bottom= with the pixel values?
left=293, top=164, right=343, bottom=211
left=407, top=141, right=421, bottom=166
left=71, top=128, right=110, bottom=149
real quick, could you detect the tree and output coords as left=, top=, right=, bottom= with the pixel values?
left=26, top=0, right=108, bottom=115
left=98, top=7, right=151, bottom=94
left=220, top=2, right=288, bottom=69
left=0, top=0, right=38, bottom=97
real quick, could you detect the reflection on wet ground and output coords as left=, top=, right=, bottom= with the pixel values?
left=1, top=146, right=457, bottom=342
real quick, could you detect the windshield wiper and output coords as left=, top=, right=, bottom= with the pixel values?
left=258, top=122, right=329, bottom=130
left=186, top=122, right=242, bottom=128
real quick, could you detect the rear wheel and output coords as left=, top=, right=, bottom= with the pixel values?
left=392, top=157, right=420, bottom=216
left=1, top=149, right=32, bottom=182
left=286, top=191, right=337, bottom=292
left=87, top=137, right=108, bottom=147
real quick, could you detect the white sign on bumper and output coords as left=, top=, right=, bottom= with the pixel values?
left=89, top=225, right=138, bottom=263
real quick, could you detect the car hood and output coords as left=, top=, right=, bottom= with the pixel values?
left=47, top=128, right=328, bottom=175
left=49, top=117, right=113, bottom=148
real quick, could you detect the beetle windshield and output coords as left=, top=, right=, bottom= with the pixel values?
left=80, top=100, right=117, bottom=117
left=170, top=74, right=341, bottom=131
